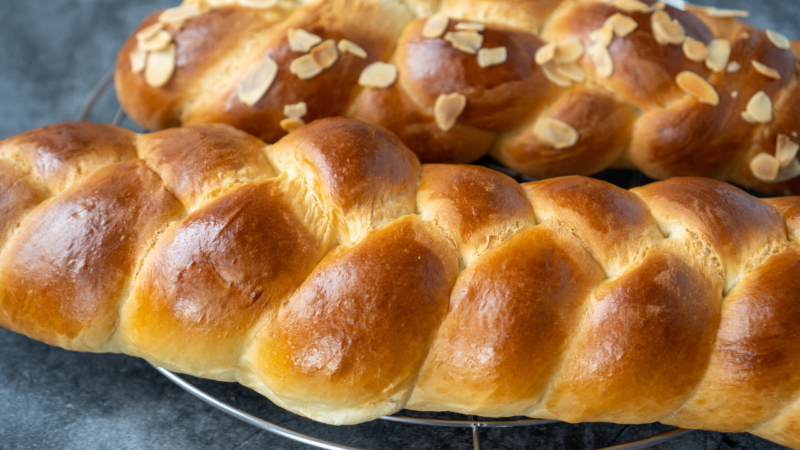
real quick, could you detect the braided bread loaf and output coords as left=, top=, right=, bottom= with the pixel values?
left=1, top=117, right=800, bottom=447
left=115, top=0, right=800, bottom=195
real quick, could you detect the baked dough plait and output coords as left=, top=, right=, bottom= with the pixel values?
left=2, top=117, right=800, bottom=447
left=116, top=0, right=800, bottom=195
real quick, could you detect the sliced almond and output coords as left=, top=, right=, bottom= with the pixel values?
left=444, top=30, right=483, bottom=54
left=645, top=2, right=666, bottom=12
left=590, top=43, right=614, bottom=78
left=159, top=5, right=199, bottom=24
left=705, top=39, right=731, bottom=72
left=766, top=30, right=791, bottom=50
left=144, top=44, right=176, bottom=88
left=455, top=21, right=486, bottom=32
left=652, top=18, right=686, bottom=45
left=283, top=101, right=308, bottom=119
left=777, top=134, right=800, bottom=167
left=533, top=117, right=579, bottom=150
left=750, top=153, right=780, bottom=181
left=358, top=62, right=398, bottom=88
left=477, top=47, right=507, bottom=68
left=280, top=118, right=305, bottom=132
left=238, top=0, right=279, bottom=8
left=686, top=5, right=749, bottom=18
left=422, top=13, right=449, bottom=39
left=138, top=29, right=173, bottom=51
left=535, top=42, right=557, bottom=65
left=554, top=41, right=585, bottom=63
left=774, top=159, right=800, bottom=183
left=742, top=91, right=773, bottom=124
left=290, top=54, right=323, bottom=80
left=136, top=23, right=164, bottom=42
left=651, top=10, right=671, bottom=24
left=237, top=57, right=278, bottom=106
left=731, top=91, right=739, bottom=98
left=556, top=62, right=587, bottom=83
left=752, top=60, right=781, bottom=80
left=675, top=71, right=719, bottom=106
left=605, top=14, right=639, bottom=38
left=310, top=39, right=338, bottom=69
left=682, top=37, right=708, bottom=62
left=338, top=39, right=367, bottom=58
left=727, top=61, right=741, bottom=73
left=612, top=0, right=649, bottom=13
left=434, top=93, right=467, bottom=132
left=288, top=28, right=322, bottom=53
left=541, top=62, right=572, bottom=87
left=590, top=25, right=615, bottom=47
left=130, top=48, right=147, bottom=74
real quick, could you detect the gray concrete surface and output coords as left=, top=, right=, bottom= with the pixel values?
left=0, top=1, right=798, bottom=449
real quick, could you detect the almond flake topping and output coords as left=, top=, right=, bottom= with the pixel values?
left=533, top=117, right=579, bottom=150
left=557, top=63, right=587, bottom=83
left=645, top=2, right=666, bottom=12
left=159, top=5, right=200, bottom=25
left=477, top=47, right=507, bottom=68
left=434, top=93, right=467, bottom=132
left=130, top=48, right=147, bottom=74
left=284, top=102, right=307, bottom=119
left=590, top=25, right=615, bottom=47
left=727, top=61, right=741, bottom=73
left=423, top=13, right=449, bottom=39
left=290, top=54, right=323, bottom=80
left=686, top=5, right=749, bottom=18
left=145, top=44, right=176, bottom=88
left=766, top=30, right=791, bottom=50
left=752, top=60, right=781, bottom=80
left=750, top=153, right=779, bottom=181
left=238, top=57, right=278, bottom=106
left=456, top=22, right=486, bottom=32
left=652, top=16, right=686, bottom=46
left=541, top=62, right=572, bottom=88
left=777, top=134, right=800, bottom=167
left=535, top=42, right=557, bottom=65
left=136, top=23, right=164, bottom=42
left=612, top=0, right=649, bottom=13
left=554, top=41, right=585, bottom=63
left=310, top=39, right=338, bottom=69
left=280, top=118, right=305, bottom=132
left=605, top=14, right=638, bottom=38
left=338, top=40, right=367, bottom=58
left=774, top=160, right=800, bottom=183
left=742, top=91, right=773, bottom=124
left=238, top=0, right=279, bottom=8
left=682, top=37, right=708, bottom=62
left=288, top=28, right=322, bottom=53
left=358, top=62, right=398, bottom=88
left=675, top=71, right=719, bottom=106
left=705, top=39, right=731, bottom=73
left=590, top=43, right=614, bottom=78
left=444, top=30, right=483, bottom=54
left=732, top=91, right=739, bottom=98
left=139, top=29, right=173, bottom=52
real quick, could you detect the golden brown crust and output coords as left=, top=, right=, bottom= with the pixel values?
left=120, top=178, right=331, bottom=380
left=0, top=160, right=183, bottom=351
left=114, top=1, right=800, bottom=195
left=2, top=119, right=800, bottom=446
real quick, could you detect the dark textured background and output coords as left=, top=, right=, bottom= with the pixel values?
left=0, top=1, right=798, bottom=449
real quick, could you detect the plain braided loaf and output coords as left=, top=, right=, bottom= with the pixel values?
left=116, top=0, right=800, bottom=195
left=2, top=118, right=800, bottom=447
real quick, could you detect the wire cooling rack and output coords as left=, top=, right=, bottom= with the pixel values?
left=76, top=70, right=701, bottom=450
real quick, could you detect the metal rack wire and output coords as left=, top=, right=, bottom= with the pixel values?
left=77, top=70, right=696, bottom=450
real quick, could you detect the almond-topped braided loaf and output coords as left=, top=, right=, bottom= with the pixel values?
left=116, top=0, right=800, bottom=195
left=2, top=117, right=800, bottom=446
